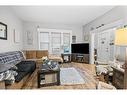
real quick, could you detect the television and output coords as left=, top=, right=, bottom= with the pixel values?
left=71, top=43, right=89, bottom=54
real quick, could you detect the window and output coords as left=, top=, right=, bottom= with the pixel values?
left=38, top=28, right=72, bottom=55
left=39, top=32, right=49, bottom=50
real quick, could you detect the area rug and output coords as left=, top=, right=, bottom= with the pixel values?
left=60, top=67, right=85, bottom=85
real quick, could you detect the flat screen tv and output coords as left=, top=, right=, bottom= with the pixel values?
left=71, top=43, right=89, bottom=54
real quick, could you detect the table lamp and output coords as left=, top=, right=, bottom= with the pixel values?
left=114, top=28, right=127, bottom=89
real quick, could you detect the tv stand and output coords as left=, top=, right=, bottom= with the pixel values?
left=71, top=53, right=89, bottom=63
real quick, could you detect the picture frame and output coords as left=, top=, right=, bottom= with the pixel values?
left=27, top=31, right=33, bottom=45
left=0, top=22, right=7, bottom=40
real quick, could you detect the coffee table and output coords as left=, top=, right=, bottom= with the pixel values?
left=37, top=63, right=60, bottom=88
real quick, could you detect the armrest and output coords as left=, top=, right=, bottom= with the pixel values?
left=112, top=66, right=124, bottom=73
left=9, top=65, right=18, bottom=71
left=20, top=60, right=36, bottom=65
left=22, top=59, right=37, bottom=62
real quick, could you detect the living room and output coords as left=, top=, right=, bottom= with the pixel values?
left=0, top=1, right=127, bottom=94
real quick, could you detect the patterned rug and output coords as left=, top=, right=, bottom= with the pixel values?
left=60, top=67, right=85, bottom=85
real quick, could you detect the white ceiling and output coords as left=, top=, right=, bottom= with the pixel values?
left=11, top=6, right=114, bottom=25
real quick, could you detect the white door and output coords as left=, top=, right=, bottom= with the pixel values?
left=97, top=28, right=116, bottom=62
left=98, top=30, right=110, bottom=62
left=109, top=29, right=115, bottom=61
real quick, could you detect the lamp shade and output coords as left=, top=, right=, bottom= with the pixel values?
left=115, top=28, right=127, bottom=46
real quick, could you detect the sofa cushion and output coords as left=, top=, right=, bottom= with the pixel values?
left=16, top=64, right=31, bottom=72
left=0, top=51, right=36, bottom=84
left=16, top=61, right=36, bottom=72
left=15, top=71, right=28, bottom=82
left=21, top=60, right=36, bottom=72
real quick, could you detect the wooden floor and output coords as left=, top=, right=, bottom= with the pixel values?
left=22, top=62, right=97, bottom=89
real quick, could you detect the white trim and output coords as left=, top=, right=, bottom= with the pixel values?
left=38, top=28, right=72, bottom=33
left=38, top=31, right=40, bottom=50
left=90, top=19, right=123, bottom=34
left=89, top=33, right=95, bottom=64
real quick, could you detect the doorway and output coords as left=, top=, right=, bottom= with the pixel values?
left=97, top=28, right=116, bottom=62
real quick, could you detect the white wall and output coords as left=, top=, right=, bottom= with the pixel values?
left=83, top=6, right=127, bottom=62
left=0, top=7, right=23, bottom=53
left=83, top=6, right=126, bottom=33
left=83, top=6, right=127, bottom=44
left=23, top=22, right=83, bottom=50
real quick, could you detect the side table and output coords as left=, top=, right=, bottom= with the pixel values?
left=61, top=53, right=71, bottom=63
